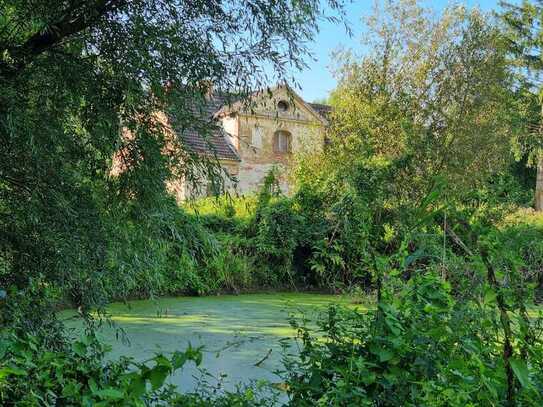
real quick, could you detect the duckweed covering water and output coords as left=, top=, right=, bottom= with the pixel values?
left=63, top=293, right=366, bottom=391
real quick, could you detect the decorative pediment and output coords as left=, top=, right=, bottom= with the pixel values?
left=216, top=84, right=328, bottom=125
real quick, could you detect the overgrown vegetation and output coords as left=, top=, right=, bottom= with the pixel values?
left=2, top=0, right=543, bottom=405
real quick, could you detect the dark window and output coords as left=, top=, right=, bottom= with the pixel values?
left=277, top=100, right=289, bottom=112
left=273, top=130, right=291, bottom=153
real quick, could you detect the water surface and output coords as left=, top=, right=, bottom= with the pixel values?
left=63, top=293, right=362, bottom=391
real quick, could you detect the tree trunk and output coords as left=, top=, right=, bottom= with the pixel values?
left=537, top=103, right=543, bottom=212
left=480, top=250, right=516, bottom=406
left=536, top=155, right=543, bottom=212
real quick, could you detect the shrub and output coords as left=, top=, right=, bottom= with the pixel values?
left=282, top=272, right=543, bottom=406
left=307, top=190, right=373, bottom=289
left=495, top=209, right=543, bottom=300
left=255, top=199, right=302, bottom=283
left=102, top=201, right=221, bottom=300
left=204, top=234, right=255, bottom=294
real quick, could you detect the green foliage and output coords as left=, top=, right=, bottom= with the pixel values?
left=278, top=150, right=543, bottom=406
left=307, top=190, right=371, bottom=289
left=255, top=199, right=301, bottom=274
left=0, top=0, right=347, bottom=332
left=185, top=195, right=258, bottom=232
left=492, top=209, right=543, bottom=299
left=0, top=332, right=277, bottom=406
left=103, top=196, right=221, bottom=298
left=328, top=1, right=518, bottom=202
left=204, top=234, right=255, bottom=294
left=0, top=333, right=203, bottom=406
left=283, top=270, right=543, bottom=406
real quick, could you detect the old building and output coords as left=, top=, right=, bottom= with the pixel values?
left=168, top=84, right=330, bottom=200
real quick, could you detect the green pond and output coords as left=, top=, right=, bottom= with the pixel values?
left=63, top=293, right=363, bottom=392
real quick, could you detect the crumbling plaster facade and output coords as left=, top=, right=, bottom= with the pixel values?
left=216, top=87, right=327, bottom=196
left=166, top=86, right=328, bottom=200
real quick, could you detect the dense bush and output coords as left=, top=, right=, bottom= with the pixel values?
left=164, top=161, right=543, bottom=298
left=282, top=271, right=543, bottom=406
left=495, top=210, right=543, bottom=297
left=17, top=144, right=527, bottom=306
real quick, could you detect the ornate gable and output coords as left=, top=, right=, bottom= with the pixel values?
left=216, top=85, right=329, bottom=125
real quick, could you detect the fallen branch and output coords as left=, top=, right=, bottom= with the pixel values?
left=254, top=348, right=273, bottom=367
left=444, top=222, right=473, bottom=256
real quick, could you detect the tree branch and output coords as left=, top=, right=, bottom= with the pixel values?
left=2, top=0, right=127, bottom=77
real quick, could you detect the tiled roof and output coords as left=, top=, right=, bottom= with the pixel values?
left=168, top=93, right=240, bottom=161
left=178, top=127, right=240, bottom=161
left=309, top=103, right=332, bottom=120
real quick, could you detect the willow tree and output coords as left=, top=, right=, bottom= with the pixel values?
left=326, top=1, right=516, bottom=204
left=0, top=0, right=345, bottom=331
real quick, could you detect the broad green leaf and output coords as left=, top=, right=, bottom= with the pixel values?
left=362, top=372, right=376, bottom=385
left=483, top=288, right=497, bottom=305
left=129, top=376, right=147, bottom=398
left=154, top=355, right=172, bottom=369
left=172, top=352, right=187, bottom=370
left=369, top=344, right=394, bottom=362
left=149, top=366, right=170, bottom=390
left=62, top=382, right=81, bottom=398
left=73, top=341, right=86, bottom=356
left=510, top=358, right=532, bottom=389
left=0, top=366, right=26, bottom=379
left=88, top=378, right=98, bottom=394
left=95, top=388, right=124, bottom=400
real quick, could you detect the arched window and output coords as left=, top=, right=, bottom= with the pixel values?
left=273, top=130, right=291, bottom=153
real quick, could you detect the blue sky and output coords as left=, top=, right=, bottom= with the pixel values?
left=295, top=0, right=518, bottom=102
